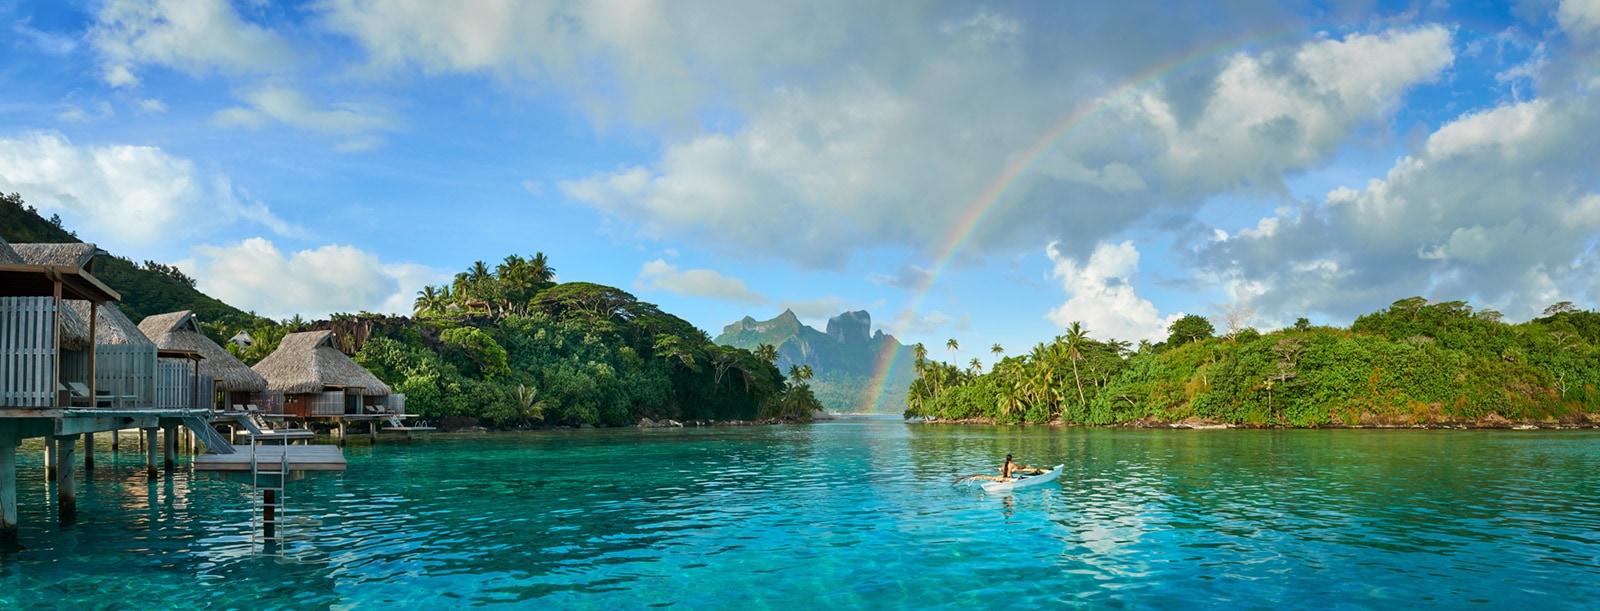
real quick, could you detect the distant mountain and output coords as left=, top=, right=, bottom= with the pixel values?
left=714, top=309, right=915, bottom=414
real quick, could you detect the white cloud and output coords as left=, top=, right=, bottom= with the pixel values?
left=212, top=85, right=395, bottom=149
left=137, top=98, right=168, bottom=114
left=634, top=259, right=769, bottom=305
left=1559, top=0, right=1600, bottom=39
left=182, top=238, right=446, bottom=319
left=1046, top=241, right=1181, bottom=344
left=0, top=131, right=295, bottom=254
left=558, top=23, right=1453, bottom=268
left=886, top=309, right=970, bottom=339
left=1192, top=89, right=1600, bottom=321
left=13, top=20, right=79, bottom=55
left=92, top=0, right=296, bottom=87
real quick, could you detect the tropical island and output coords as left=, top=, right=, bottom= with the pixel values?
left=904, top=305, right=1600, bottom=427
left=1, top=193, right=821, bottom=429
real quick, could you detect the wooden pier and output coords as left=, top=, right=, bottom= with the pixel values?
left=193, top=445, right=346, bottom=471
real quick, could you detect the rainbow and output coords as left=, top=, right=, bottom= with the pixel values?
left=864, top=24, right=1310, bottom=413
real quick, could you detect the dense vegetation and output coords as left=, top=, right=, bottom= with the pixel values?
left=0, top=192, right=251, bottom=328
left=905, top=301, right=1600, bottom=426
left=224, top=258, right=822, bottom=427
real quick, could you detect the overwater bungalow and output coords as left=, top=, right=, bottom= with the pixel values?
left=0, top=237, right=228, bottom=542
left=251, top=331, right=405, bottom=437
left=137, top=310, right=269, bottom=411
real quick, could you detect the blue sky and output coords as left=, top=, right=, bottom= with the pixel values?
left=3, top=0, right=1599, bottom=365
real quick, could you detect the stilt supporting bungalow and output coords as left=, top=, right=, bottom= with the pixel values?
left=57, top=435, right=76, bottom=525
left=144, top=427, right=158, bottom=479
left=1, top=441, right=16, bottom=546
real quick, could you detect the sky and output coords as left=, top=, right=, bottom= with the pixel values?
left=2, top=0, right=1599, bottom=366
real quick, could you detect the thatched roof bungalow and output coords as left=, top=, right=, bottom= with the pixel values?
left=138, top=311, right=267, bottom=393
left=64, top=301, right=152, bottom=346
left=252, top=331, right=391, bottom=417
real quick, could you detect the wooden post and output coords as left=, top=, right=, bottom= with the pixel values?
left=370, top=420, right=378, bottom=444
left=57, top=435, right=76, bottom=526
left=338, top=420, right=346, bottom=446
left=88, top=301, right=97, bottom=406
left=1, top=441, right=17, bottom=547
left=51, top=274, right=61, bottom=407
left=162, top=424, right=176, bottom=471
left=44, top=435, right=57, bottom=480
left=112, top=429, right=120, bottom=452
left=144, top=427, right=158, bottom=479
left=263, top=489, right=277, bottom=540
left=84, top=431, right=95, bottom=473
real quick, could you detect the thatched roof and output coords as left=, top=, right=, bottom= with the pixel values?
left=252, top=330, right=391, bottom=396
left=64, top=301, right=153, bottom=345
left=12, top=243, right=104, bottom=269
left=138, top=310, right=267, bottom=392
left=57, top=301, right=91, bottom=351
left=0, top=236, right=21, bottom=264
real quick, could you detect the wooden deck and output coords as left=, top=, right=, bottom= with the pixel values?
left=192, top=445, right=346, bottom=471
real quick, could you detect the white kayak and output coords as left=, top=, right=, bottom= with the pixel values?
left=980, top=464, right=1064, bottom=492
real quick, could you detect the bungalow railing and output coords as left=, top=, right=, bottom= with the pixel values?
left=241, top=390, right=285, bottom=415
left=0, top=296, right=57, bottom=407
left=307, top=391, right=347, bottom=416
left=61, top=344, right=157, bottom=408
left=153, top=361, right=213, bottom=410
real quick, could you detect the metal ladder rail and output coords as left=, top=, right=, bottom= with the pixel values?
left=182, top=416, right=237, bottom=454
left=250, top=438, right=290, bottom=551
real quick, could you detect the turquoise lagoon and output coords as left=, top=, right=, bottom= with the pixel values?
left=3, top=418, right=1600, bottom=608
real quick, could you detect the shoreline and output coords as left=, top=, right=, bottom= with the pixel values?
left=916, top=413, right=1600, bottom=430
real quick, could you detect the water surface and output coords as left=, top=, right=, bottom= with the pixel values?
left=2, top=419, right=1598, bottom=608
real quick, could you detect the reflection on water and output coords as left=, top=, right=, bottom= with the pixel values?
left=2, top=422, right=1599, bottom=608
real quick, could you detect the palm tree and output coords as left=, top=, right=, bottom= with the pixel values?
left=528, top=251, right=556, bottom=284
left=946, top=338, right=959, bottom=362
left=799, top=364, right=813, bottom=382
left=754, top=343, right=779, bottom=364
left=788, top=364, right=803, bottom=384
left=912, top=342, right=928, bottom=375
left=515, top=384, right=547, bottom=424
left=1064, top=321, right=1089, bottom=409
left=414, top=285, right=441, bottom=315
left=969, top=358, right=983, bottom=375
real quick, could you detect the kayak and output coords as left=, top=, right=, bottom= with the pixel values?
left=980, top=464, right=1063, bottom=492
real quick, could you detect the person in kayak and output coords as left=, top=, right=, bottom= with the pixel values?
left=999, top=454, right=1046, bottom=481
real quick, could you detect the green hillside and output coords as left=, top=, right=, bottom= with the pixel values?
left=0, top=192, right=251, bottom=333
left=905, top=299, right=1600, bottom=426
left=715, top=310, right=915, bottom=413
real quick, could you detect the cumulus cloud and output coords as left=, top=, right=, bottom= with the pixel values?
left=1560, top=0, right=1600, bottom=39
left=91, top=0, right=296, bottom=87
left=0, top=131, right=295, bottom=254
left=634, top=259, right=769, bottom=305
left=182, top=238, right=447, bottom=319
left=137, top=98, right=168, bottom=114
left=887, top=309, right=970, bottom=338
left=556, top=23, right=1452, bottom=267
left=1192, top=88, right=1600, bottom=322
left=1045, top=241, right=1181, bottom=343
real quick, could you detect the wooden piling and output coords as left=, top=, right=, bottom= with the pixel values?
left=163, top=424, right=176, bottom=471
left=370, top=420, right=378, bottom=444
left=84, top=432, right=95, bottom=473
left=263, top=489, right=277, bottom=540
left=44, top=435, right=56, bottom=480
left=144, top=427, right=158, bottom=479
left=1, top=442, right=17, bottom=547
left=112, top=429, right=120, bottom=452
left=337, top=420, right=346, bottom=446
left=57, top=435, right=76, bottom=526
